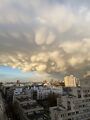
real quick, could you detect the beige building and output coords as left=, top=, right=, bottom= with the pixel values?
left=50, top=86, right=90, bottom=120
left=64, top=75, right=79, bottom=87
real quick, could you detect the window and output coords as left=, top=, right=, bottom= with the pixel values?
left=72, top=112, right=75, bottom=115
left=76, top=111, right=79, bottom=114
left=67, top=101, right=71, bottom=110
left=68, top=113, right=71, bottom=116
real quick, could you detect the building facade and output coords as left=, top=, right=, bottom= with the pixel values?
left=13, top=94, right=44, bottom=120
left=64, top=75, right=79, bottom=87
left=50, top=86, right=90, bottom=120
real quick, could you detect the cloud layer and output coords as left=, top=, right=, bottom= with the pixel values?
left=0, top=0, right=90, bottom=78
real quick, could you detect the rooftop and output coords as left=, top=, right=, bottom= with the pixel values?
left=26, top=110, right=44, bottom=120
left=16, top=96, right=31, bottom=102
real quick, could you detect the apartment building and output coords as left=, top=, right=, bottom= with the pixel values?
left=50, top=86, right=90, bottom=120
left=0, top=92, right=7, bottom=120
left=64, top=75, right=79, bottom=87
left=13, top=94, right=44, bottom=120
left=31, top=84, right=63, bottom=100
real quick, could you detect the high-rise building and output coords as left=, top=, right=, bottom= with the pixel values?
left=64, top=75, right=79, bottom=87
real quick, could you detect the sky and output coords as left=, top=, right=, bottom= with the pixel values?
left=0, top=66, right=50, bottom=82
left=0, top=0, right=90, bottom=82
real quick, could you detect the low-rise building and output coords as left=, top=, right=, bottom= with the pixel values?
left=31, top=85, right=63, bottom=100
left=13, top=94, right=44, bottom=120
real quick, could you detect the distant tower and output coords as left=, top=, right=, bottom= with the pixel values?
left=17, top=80, right=20, bottom=86
left=64, top=75, right=79, bottom=87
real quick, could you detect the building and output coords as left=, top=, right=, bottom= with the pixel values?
left=14, top=87, right=23, bottom=95
left=79, top=76, right=90, bottom=87
left=13, top=94, right=44, bottom=120
left=50, top=86, right=90, bottom=120
left=30, top=84, right=63, bottom=100
left=64, top=75, right=79, bottom=87
left=0, top=92, right=7, bottom=120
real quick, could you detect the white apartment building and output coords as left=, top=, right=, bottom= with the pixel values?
left=31, top=85, right=63, bottom=100
left=50, top=86, right=90, bottom=120
left=14, top=87, right=23, bottom=95
left=37, top=88, right=51, bottom=100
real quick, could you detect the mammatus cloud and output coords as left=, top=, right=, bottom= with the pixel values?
left=0, top=39, right=89, bottom=75
left=0, top=0, right=90, bottom=78
left=35, top=27, right=56, bottom=45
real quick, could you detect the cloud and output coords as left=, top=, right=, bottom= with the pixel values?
left=35, top=27, right=56, bottom=45
left=0, top=0, right=90, bottom=79
left=39, top=5, right=76, bottom=32
left=59, top=41, right=82, bottom=53
left=84, top=71, right=90, bottom=78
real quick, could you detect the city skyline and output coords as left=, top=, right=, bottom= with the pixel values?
left=0, top=0, right=90, bottom=81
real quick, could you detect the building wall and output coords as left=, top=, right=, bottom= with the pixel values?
left=13, top=94, right=44, bottom=120
left=64, top=75, right=78, bottom=87
left=50, top=86, right=90, bottom=120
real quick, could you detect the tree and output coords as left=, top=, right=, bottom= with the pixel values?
left=47, top=93, right=59, bottom=107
